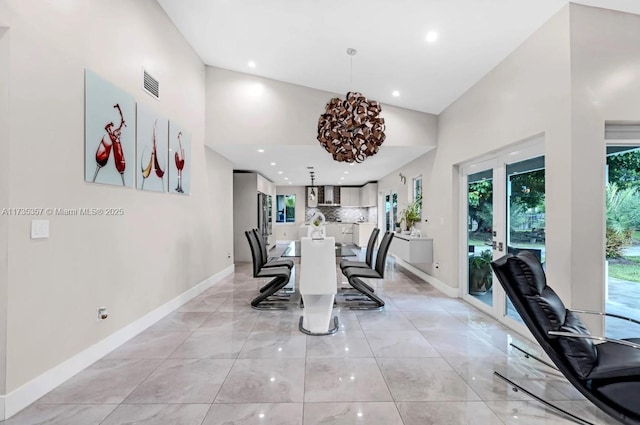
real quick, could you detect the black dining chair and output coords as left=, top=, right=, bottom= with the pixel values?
left=245, top=230, right=291, bottom=310
left=339, top=227, right=380, bottom=271
left=252, top=228, right=294, bottom=270
left=341, top=231, right=394, bottom=310
left=492, top=250, right=640, bottom=425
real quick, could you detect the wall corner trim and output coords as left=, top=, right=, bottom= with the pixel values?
left=2, top=264, right=234, bottom=420
left=391, top=255, right=458, bottom=298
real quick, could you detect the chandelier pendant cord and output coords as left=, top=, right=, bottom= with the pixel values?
left=350, top=54, right=353, bottom=91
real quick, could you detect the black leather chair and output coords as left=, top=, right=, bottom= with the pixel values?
left=342, top=231, right=394, bottom=309
left=339, top=227, right=380, bottom=271
left=245, top=230, right=291, bottom=310
left=252, top=229, right=294, bottom=271
left=492, top=251, right=640, bottom=425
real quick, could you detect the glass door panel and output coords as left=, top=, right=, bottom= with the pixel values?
left=505, top=156, right=545, bottom=321
left=467, top=169, right=494, bottom=307
left=605, top=145, right=640, bottom=338
left=384, top=193, right=398, bottom=232
left=385, top=194, right=391, bottom=232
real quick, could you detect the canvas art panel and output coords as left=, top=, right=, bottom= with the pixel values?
left=168, top=122, right=191, bottom=195
left=85, top=69, right=135, bottom=187
left=136, top=103, right=168, bottom=192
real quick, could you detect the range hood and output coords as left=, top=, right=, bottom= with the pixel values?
left=319, top=185, right=338, bottom=205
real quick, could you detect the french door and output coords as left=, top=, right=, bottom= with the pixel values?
left=461, top=141, right=545, bottom=328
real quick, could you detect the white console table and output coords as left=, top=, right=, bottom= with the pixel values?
left=389, top=234, right=433, bottom=264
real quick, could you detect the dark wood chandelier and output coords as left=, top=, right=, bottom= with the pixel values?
left=317, top=92, right=386, bottom=163
left=316, top=49, right=386, bottom=163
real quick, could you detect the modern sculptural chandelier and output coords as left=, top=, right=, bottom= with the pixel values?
left=317, top=48, right=386, bottom=163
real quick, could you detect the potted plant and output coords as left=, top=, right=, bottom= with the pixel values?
left=468, top=249, right=493, bottom=295
left=399, top=196, right=421, bottom=232
left=395, top=217, right=403, bottom=233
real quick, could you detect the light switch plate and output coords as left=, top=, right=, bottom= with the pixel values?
left=31, top=219, right=49, bottom=239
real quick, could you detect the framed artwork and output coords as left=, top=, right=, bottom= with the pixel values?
left=136, top=103, right=168, bottom=192
left=168, top=122, right=191, bottom=195
left=84, top=69, right=135, bottom=187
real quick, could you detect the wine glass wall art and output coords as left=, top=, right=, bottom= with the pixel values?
left=136, top=103, right=168, bottom=192
left=168, top=122, right=191, bottom=195
left=84, top=69, right=135, bottom=187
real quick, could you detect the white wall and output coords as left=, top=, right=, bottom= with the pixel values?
left=0, top=0, right=232, bottom=396
left=205, top=66, right=438, bottom=148
left=568, top=4, right=640, bottom=318
left=0, top=27, right=9, bottom=400
left=274, top=185, right=306, bottom=242
left=206, top=147, right=234, bottom=265
left=382, top=7, right=574, bottom=308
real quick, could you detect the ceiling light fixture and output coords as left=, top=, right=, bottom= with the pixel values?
left=270, top=162, right=276, bottom=166
left=426, top=31, right=439, bottom=43
left=317, top=48, right=386, bottom=163
left=248, top=60, right=256, bottom=68
left=392, top=90, right=400, bottom=97
left=309, top=172, right=316, bottom=199
left=258, top=149, right=264, bottom=153
left=278, top=171, right=283, bottom=174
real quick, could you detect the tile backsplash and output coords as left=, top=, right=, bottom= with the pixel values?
left=306, top=206, right=377, bottom=223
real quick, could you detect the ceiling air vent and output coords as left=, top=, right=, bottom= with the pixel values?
left=142, top=69, right=159, bottom=99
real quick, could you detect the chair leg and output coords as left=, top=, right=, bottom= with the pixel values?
left=251, top=276, right=289, bottom=310
left=493, top=372, right=595, bottom=425
left=346, top=277, right=385, bottom=310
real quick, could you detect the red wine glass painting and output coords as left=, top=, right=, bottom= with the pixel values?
left=174, top=131, right=185, bottom=193
left=92, top=104, right=127, bottom=184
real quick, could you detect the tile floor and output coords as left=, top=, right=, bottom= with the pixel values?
left=1, top=255, right=622, bottom=425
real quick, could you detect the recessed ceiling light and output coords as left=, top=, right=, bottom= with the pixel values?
left=288, top=182, right=292, bottom=184
left=270, top=162, right=276, bottom=166
left=284, top=177, right=288, bottom=180
left=392, top=90, right=400, bottom=97
left=426, top=31, right=439, bottom=43
left=278, top=171, right=283, bottom=174
left=349, top=163, right=355, bottom=166
left=344, top=171, right=349, bottom=174
left=248, top=60, right=256, bottom=68
left=257, top=149, right=264, bottom=153
left=340, top=177, right=345, bottom=180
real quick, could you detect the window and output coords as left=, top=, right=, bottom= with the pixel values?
left=276, top=194, right=295, bottom=223
left=412, top=176, right=422, bottom=218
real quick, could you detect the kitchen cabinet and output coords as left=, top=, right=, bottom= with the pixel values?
left=340, top=187, right=360, bottom=207
left=359, top=182, right=378, bottom=207
left=388, top=234, right=433, bottom=264
left=341, top=223, right=354, bottom=244
left=353, top=223, right=376, bottom=247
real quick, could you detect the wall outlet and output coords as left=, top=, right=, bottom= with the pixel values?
left=435, top=262, right=440, bottom=269
left=227, top=252, right=231, bottom=259
left=97, top=307, right=108, bottom=321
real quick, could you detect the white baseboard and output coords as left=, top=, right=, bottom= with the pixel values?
left=2, top=264, right=234, bottom=420
left=392, top=255, right=458, bottom=298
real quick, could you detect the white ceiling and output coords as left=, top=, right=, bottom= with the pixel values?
left=159, top=0, right=640, bottom=186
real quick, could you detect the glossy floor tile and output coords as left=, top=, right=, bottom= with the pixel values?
left=3, top=256, right=619, bottom=425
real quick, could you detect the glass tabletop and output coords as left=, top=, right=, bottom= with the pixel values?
left=282, top=241, right=357, bottom=258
